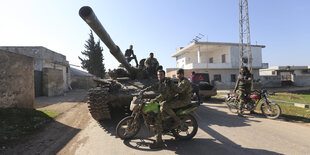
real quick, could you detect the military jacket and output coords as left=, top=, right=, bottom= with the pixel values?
left=173, top=78, right=192, bottom=102
left=125, top=49, right=134, bottom=57
left=144, top=57, right=159, bottom=68
left=143, top=78, right=176, bottom=102
left=235, top=73, right=252, bottom=90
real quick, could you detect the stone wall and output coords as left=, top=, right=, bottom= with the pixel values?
left=0, top=50, right=34, bottom=108
left=43, top=68, right=64, bottom=96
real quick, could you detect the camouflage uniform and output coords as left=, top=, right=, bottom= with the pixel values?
left=142, top=77, right=177, bottom=143
left=144, top=57, right=159, bottom=77
left=163, top=77, right=192, bottom=119
left=234, top=72, right=252, bottom=114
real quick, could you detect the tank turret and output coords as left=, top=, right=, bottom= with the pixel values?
left=78, top=6, right=158, bottom=121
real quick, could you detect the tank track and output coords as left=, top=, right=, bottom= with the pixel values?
left=88, top=87, right=112, bottom=120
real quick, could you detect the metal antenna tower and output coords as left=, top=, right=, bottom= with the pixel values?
left=239, top=0, right=253, bottom=88
left=239, top=0, right=252, bottom=71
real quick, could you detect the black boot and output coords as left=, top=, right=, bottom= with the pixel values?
left=150, top=139, right=164, bottom=149
left=250, top=110, right=257, bottom=114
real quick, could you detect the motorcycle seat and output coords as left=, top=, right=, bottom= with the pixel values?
left=173, top=102, right=200, bottom=112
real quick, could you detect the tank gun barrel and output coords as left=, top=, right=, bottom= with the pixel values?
left=79, top=6, right=135, bottom=74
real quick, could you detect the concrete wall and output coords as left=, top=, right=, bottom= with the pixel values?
left=230, top=46, right=263, bottom=68
left=43, top=68, right=64, bottom=96
left=0, top=50, right=34, bottom=108
left=70, top=76, right=96, bottom=89
left=294, top=76, right=310, bottom=86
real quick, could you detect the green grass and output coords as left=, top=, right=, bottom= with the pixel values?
left=40, top=110, right=59, bottom=118
left=268, top=91, right=310, bottom=122
left=269, top=90, right=310, bottom=104
left=0, top=108, right=58, bottom=146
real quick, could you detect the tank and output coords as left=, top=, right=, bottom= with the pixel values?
left=79, top=6, right=158, bottom=121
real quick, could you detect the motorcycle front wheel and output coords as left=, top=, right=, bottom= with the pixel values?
left=225, top=97, right=238, bottom=113
left=172, top=114, right=198, bottom=140
left=261, top=100, right=282, bottom=119
left=116, top=116, right=141, bottom=140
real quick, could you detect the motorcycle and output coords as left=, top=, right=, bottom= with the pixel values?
left=225, top=89, right=281, bottom=119
left=116, top=94, right=200, bottom=140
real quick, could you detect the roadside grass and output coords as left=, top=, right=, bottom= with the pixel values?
left=268, top=91, right=310, bottom=122
left=269, top=90, right=310, bottom=104
left=0, top=108, right=59, bottom=147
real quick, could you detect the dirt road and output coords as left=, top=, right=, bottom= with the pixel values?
left=4, top=93, right=310, bottom=155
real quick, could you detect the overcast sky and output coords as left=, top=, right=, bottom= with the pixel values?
left=1, top=0, right=309, bottom=71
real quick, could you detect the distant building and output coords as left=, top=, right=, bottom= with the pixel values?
left=259, top=66, right=310, bottom=87
left=166, top=42, right=268, bottom=89
left=0, top=46, right=70, bottom=97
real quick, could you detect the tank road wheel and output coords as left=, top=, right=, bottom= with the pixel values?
left=88, top=88, right=112, bottom=121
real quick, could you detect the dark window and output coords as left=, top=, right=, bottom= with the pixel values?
left=209, top=57, right=213, bottom=63
left=222, top=54, right=226, bottom=63
left=231, top=74, right=236, bottom=82
left=214, top=74, right=221, bottom=82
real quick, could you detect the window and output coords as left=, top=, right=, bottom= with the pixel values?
left=222, top=54, right=226, bottom=63
left=209, top=57, right=213, bottom=63
left=231, top=74, right=236, bottom=82
left=214, top=74, right=221, bottom=82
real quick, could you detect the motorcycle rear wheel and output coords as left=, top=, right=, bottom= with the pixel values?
left=261, top=100, right=282, bottom=119
left=172, top=114, right=198, bottom=140
left=116, top=116, right=141, bottom=140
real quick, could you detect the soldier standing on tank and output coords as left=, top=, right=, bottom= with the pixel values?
left=140, top=70, right=177, bottom=149
left=233, top=66, right=252, bottom=116
left=144, top=52, right=159, bottom=77
left=124, top=45, right=138, bottom=67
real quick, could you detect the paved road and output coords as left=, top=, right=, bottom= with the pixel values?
left=4, top=97, right=310, bottom=155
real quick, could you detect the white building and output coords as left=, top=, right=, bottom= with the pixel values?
left=166, top=42, right=268, bottom=89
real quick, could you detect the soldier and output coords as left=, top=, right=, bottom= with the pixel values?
left=124, top=45, right=138, bottom=67
left=167, top=68, right=192, bottom=127
left=233, top=66, right=252, bottom=116
left=140, top=70, right=177, bottom=149
left=144, top=52, right=159, bottom=77
left=191, top=71, right=201, bottom=103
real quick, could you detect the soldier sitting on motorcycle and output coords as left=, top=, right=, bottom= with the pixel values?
left=140, top=68, right=192, bottom=149
left=140, top=69, right=177, bottom=148
left=233, top=66, right=253, bottom=116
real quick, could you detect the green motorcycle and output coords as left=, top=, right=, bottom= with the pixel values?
left=116, top=94, right=200, bottom=140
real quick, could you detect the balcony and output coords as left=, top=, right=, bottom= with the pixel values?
left=184, top=62, right=232, bottom=69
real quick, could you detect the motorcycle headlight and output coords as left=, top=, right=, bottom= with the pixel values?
left=130, top=103, right=139, bottom=111
left=130, top=96, right=141, bottom=111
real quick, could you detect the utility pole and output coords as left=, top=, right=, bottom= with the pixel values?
left=238, top=0, right=253, bottom=89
